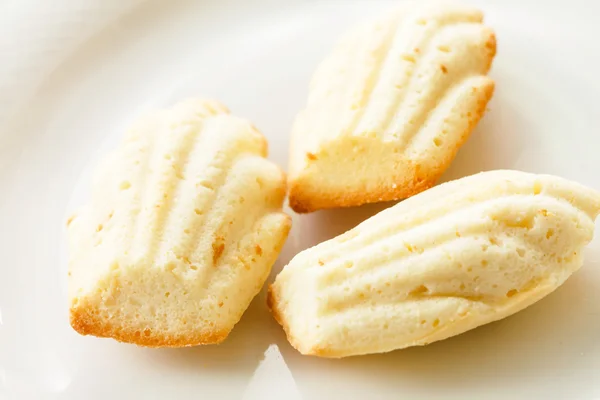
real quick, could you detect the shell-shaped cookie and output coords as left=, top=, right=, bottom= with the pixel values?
left=67, top=99, right=291, bottom=347
left=288, top=1, right=496, bottom=212
left=269, top=170, right=600, bottom=357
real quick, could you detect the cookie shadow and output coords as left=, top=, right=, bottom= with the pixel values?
left=440, top=83, right=532, bottom=183
left=295, top=201, right=396, bottom=246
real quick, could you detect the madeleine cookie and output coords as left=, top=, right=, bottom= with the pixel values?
left=67, top=99, right=291, bottom=347
left=288, top=2, right=496, bottom=212
left=269, top=170, right=600, bottom=357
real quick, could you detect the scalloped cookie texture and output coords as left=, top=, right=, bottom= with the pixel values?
left=67, top=99, right=291, bottom=347
left=269, top=170, right=600, bottom=358
left=288, top=2, right=496, bottom=213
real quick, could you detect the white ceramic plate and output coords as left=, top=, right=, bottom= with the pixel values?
left=1, top=0, right=599, bottom=399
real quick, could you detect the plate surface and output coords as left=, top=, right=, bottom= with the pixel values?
left=1, top=0, right=600, bottom=399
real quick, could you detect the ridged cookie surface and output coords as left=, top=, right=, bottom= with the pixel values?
left=68, top=99, right=291, bottom=347
left=288, top=2, right=496, bottom=212
left=269, top=170, right=600, bottom=357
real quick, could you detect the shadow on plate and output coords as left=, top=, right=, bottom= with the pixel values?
left=439, top=78, right=533, bottom=183
left=291, top=201, right=396, bottom=247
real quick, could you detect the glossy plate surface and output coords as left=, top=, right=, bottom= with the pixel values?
left=1, top=0, right=599, bottom=398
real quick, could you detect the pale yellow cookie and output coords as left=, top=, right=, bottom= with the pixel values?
left=288, top=1, right=496, bottom=212
left=68, top=99, right=291, bottom=347
left=269, top=170, right=600, bottom=357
